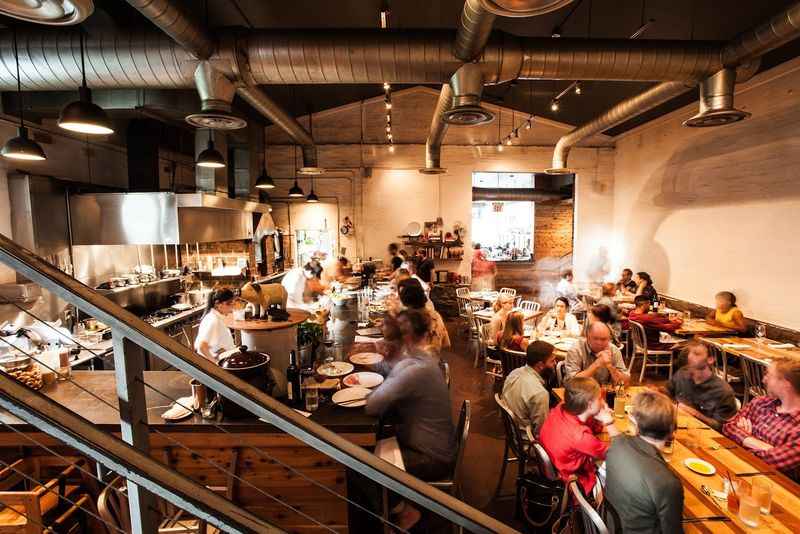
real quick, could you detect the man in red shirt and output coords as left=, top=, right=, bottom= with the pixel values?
left=539, top=377, right=621, bottom=495
left=627, top=295, right=683, bottom=350
left=724, top=361, right=800, bottom=477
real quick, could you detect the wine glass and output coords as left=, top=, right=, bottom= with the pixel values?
left=755, top=323, right=767, bottom=343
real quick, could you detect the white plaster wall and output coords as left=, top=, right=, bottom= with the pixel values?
left=612, top=59, right=800, bottom=329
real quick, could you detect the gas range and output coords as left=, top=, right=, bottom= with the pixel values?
left=141, top=306, right=203, bottom=329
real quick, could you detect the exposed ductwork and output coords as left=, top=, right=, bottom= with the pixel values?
left=420, top=84, right=453, bottom=174
left=443, top=63, right=494, bottom=126
left=683, top=68, right=750, bottom=127
left=472, top=187, right=566, bottom=201
left=548, top=1, right=800, bottom=174
left=479, top=0, right=575, bottom=17
left=0, top=0, right=93, bottom=25
left=453, top=0, right=497, bottom=62
left=125, top=0, right=215, bottom=60
left=186, top=61, right=247, bottom=130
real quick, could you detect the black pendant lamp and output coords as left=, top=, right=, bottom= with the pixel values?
left=288, top=145, right=304, bottom=197
left=255, top=136, right=275, bottom=189
left=196, top=129, right=225, bottom=168
left=306, top=180, right=319, bottom=203
left=1, top=27, right=46, bottom=161
left=58, top=31, right=114, bottom=135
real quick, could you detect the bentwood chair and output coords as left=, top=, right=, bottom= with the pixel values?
left=566, top=476, right=611, bottom=534
left=628, top=321, right=674, bottom=383
left=740, top=355, right=767, bottom=403
left=430, top=400, right=471, bottom=498
left=494, top=394, right=531, bottom=500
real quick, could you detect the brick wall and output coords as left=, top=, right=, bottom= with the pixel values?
left=179, top=240, right=256, bottom=273
left=534, top=201, right=574, bottom=261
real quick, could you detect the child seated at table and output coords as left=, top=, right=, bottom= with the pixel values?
left=705, top=291, right=747, bottom=333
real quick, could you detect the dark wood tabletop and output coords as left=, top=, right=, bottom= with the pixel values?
left=0, top=371, right=377, bottom=435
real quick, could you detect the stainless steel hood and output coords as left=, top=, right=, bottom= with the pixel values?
left=69, top=192, right=272, bottom=245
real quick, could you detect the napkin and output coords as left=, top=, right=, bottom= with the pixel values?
left=722, top=343, right=751, bottom=350
left=768, top=343, right=796, bottom=349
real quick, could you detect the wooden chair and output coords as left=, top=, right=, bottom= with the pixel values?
left=628, top=321, right=674, bottom=383
left=430, top=400, right=471, bottom=498
left=499, top=287, right=517, bottom=298
left=493, top=394, right=531, bottom=500
left=740, top=355, right=767, bottom=403
left=0, top=459, right=91, bottom=534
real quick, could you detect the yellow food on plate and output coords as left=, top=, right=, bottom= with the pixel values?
left=684, top=458, right=715, bottom=475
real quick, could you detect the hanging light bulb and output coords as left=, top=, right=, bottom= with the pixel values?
left=525, top=119, right=532, bottom=130
left=196, top=130, right=225, bottom=168
left=58, top=31, right=114, bottom=135
left=386, top=114, right=391, bottom=122
left=379, top=0, right=390, bottom=28
left=550, top=99, right=560, bottom=112
left=2, top=27, right=46, bottom=161
left=505, top=137, right=512, bottom=146
left=383, top=82, right=390, bottom=91
left=306, top=179, right=319, bottom=202
left=385, top=125, right=391, bottom=133
left=385, top=100, right=392, bottom=110
left=389, top=143, right=395, bottom=153
left=255, top=168, right=275, bottom=189
left=387, top=133, right=393, bottom=140
left=574, top=82, right=582, bottom=95
left=497, top=142, right=504, bottom=152
left=288, top=179, right=305, bottom=197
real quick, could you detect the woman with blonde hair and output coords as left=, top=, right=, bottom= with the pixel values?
left=497, top=311, right=528, bottom=352
left=489, top=293, right=515, bottom=340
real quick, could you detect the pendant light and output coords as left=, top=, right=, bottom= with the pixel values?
left=288, top=145, right=304, bottom=197
left=1, top=27, right=46, bottom=161
left=58, top=30, right=113, bottom=135
left=255, top=131, right=275, bottom=189
left=196, top=128, right=225, bottom=168
left=306, top=176, right=319, bottom=203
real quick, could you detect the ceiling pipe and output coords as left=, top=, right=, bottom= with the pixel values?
left=420, top=84, right=453, bottom=174
left=479, top=0, right=575, bottom=17
left=443, top=63, right=494, bottom=126
left=453, top=0, right=497, bottom=62
left=472, top=187, right=566, bottom=201
left=683, top=68, right=750, bottom=127
left=125, top=0, right=215, bottom=60
left=186, top=61, right=247, bottom=130
left=547, top=1, right=800, bottom=174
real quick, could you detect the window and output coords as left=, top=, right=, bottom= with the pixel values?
left=295, top=230, right=333, bottom=266
left=471, top=172, right=534, bottom=262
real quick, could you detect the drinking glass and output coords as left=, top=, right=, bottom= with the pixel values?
left=752, top=479, right=772, bottom=514
left=684, top=423, right=699, bottom=449
left=614, top=394, right=626, bottom=418
left=755, top=324, right=767, bottom=343
left=685, top=310, right=692, bottom=321
left=305, top=386, right=319, bottom=412
left=661, top=440, right=673, bottom=462
left=739, top=494, right=761, bottom=527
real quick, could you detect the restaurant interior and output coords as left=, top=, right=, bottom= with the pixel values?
left=0, top=0, right=798, bottom=532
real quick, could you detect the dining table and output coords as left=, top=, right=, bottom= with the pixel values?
left=552, top=386, right=800, bottom=532
left=701, top=337, right=800, bottom=365
left=469, top=290, right=499, bottom=305
left=473, top=307, right=542, bottom=324
left=676, top=319, right=739, bottom=337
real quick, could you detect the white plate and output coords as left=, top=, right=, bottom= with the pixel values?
left=343, top=372, right=384, bottom=389
left=333, top=386, right=371, bottom=408
left=684, top=458, right=716, bottom=476
left=350, top=352, right=385, bottom=366
left=161, top=396, right=194, bottom=421
left=405, top=221, right=422, bottom=237
left=171, top=303, right=193, bottom=311
left=317, top=361, right=355, bottom=377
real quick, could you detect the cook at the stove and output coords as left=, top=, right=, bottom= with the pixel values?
left=194, top=288, right=237, bottom=361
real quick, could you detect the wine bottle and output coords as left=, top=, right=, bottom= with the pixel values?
left=286, top=350, right=301, bottom=406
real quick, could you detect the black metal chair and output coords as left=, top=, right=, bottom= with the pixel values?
left=493, top=394, right=530, bottom=500
left=499, top=348, right=527, bottom=380
left=430, top=400, right=471, bottom=498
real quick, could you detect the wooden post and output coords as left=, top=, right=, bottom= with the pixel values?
left=113, top=333, right=159, bottom=534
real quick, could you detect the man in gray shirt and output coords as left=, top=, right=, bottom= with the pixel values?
left=667, top=340, right=738, bottom=430
left=502, top=341, right=557, bottom=437
left=565, top=322, right=630, bottom=386
left=606, top=390, right=684, bottom=534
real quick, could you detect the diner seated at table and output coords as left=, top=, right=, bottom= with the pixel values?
left=705, top=291, right=747, bottom=334
left=489, top=293, right=515, bottom=340
left=596, top=282, right=621, bottom=319
left=555, top=269, right=581, bottom=311
left=628, top=295, right=683, bottom=350
left=634, top=271, right=658, bottom=301
left=665, top=340, right=738, bottom=431
left=402, top=260, right=430, bottom=297
left=723, top=361, right=800, bottom=477
left=365, top=309, right=455, bottom=530
left=388, top=242, right=403, bottom=272
left=536, top=297, right=581, bottom=338
left=397, top=278, right=450, bottom=353
left=501, top=341, right=557, bottom=437
left=564, top=322, right=630, bottom=386
left=539, top=376, right=620, bottom=495
left=605, top=390, right=683, bottom=534
left=496, top=311, right=529, bottom=352
left=586, top=303, right=621, bottom=345
left=617, top=268, right=638, bottom=294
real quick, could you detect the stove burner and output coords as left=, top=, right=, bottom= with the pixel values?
left=142, top=308, right=180, bottom=325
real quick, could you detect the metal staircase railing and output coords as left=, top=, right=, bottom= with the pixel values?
left=0, top=233, right=516, bottom=534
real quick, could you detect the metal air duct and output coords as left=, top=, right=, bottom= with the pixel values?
left=683, top=68, right=750, bottom=127
left=722, top=1, right=800, bottom=67
left=0, top=0, right=93, bottom=25
left=443, top=63, right=494, bottom=126
left=453, top=0, right=496, bottom=62
left=125, top=0, right=215, bottom=60
left=472, top=187, right=566, bottom=201
left=479, top=0, right=574, bottom=17
left=185, top=61, right=246, bottom=130
left=420, top=84, right=452, bottom=175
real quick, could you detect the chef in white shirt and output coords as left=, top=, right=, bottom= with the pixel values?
left=194, top=287, right=237, bottom=361
left=281, top=262, right=320, bottom=310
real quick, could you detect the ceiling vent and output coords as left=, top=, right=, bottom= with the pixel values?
left=683, top=68, right=750, bottom=128
left=185, top=62, right=247, bottom=130
left=479, top=0, right=574, bottom=17
left=442, top=64, right=494, bottom=126
left=0, top=0, right=93, bottom=25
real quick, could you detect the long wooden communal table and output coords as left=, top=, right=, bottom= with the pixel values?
left=553, top=386, right=800, bottom=533
left=0, top=371, right=378, bottom=533
left=702, top=337, right=800, bottom=365
left=676, top=319, right=739, bottom=337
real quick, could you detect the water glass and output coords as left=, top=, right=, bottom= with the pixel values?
left=613, top=394, right=626, bottom=418
left=752, top=479, right=772, bottom=514
left=661, top=440, right=673, bottom=461
left=755, top=323, right=767, bottom=343
left=739, top=494, right=761, bottom=527
left=304, top=386, right=319, bottom=412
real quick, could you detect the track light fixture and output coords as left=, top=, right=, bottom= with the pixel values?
left=574, top=82, right=582, bottom=95
left=550, top=99, right=560, bottom=112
